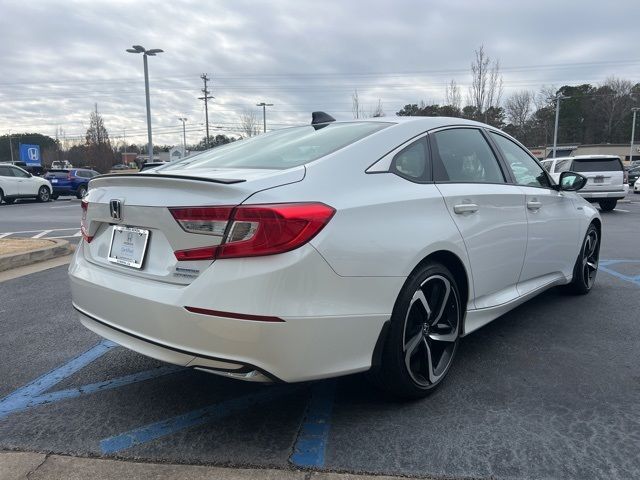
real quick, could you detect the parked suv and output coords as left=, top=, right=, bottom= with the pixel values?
left=541, top=155, right=628, bottom=211
left=0, top=164, right=52, bottom=203
left=44, top=168, right=99, bottom=199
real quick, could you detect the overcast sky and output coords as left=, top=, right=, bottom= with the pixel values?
left=1, top=0, right=639, bottom=146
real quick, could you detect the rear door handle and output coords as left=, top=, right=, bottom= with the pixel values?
left=453, top=203, right=479, bottom=214
left=527, top=200, right=542, bottom=211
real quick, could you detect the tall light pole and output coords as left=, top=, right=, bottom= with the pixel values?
left=630, top=107, right=640, bottom=165
left=8, top=131, right=13, bottom=163
left=552, top=94, right=569, bottom=158
left=256, top=102, right=273, bottom=133
left=178, top=117, right=188, bottom=154
left=126, top=45, right=163, bottom=162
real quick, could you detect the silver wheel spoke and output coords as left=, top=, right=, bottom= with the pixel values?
left=410, top=290, right=431, bottom=319
left=422, top=276, right=450, bottom=326
left=403, top=332, right=423, bottom=375
left=429, top=328, right=458, bottom=343
left=423, top=337, right=437, bottom=383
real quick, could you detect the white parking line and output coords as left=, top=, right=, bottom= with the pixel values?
left=0, top=232, right=12, bottom=239
left=32, top=230, right=52, bottom=238
left=0, top=228, right=79, bottom=235
left=615, top=209, right=629, bottom=213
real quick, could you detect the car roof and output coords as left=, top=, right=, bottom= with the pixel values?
left=334, top=116, right=493, bottom=129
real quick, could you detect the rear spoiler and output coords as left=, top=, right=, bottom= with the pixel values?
left=91, top=173, right=246, bottom=185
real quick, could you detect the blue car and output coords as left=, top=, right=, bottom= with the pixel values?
left=44, top=168, right=99, bottom=199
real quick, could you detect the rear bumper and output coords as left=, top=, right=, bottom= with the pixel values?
left=69, top=242, right=401, bottom=383
left=579, top=186, right=628, bottom=200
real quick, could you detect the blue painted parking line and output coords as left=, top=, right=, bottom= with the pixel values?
left=100, top=386, right=298, bottom=454
left=0, top=339, right=116, bottom=419
left=3, top=365, right=182, bottom=418
left=599, top=259, right=640, bottom=287
left=289, top=381, right=336, bottom=468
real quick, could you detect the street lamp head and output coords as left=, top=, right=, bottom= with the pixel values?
left=146, top=49, right=164, bottom=56
left=126, top=48, right=139, bottom=53
left=131, top=45, right=146, bottom=53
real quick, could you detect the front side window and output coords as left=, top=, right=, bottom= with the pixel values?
left=490, top=132, right=551, bottom=188
left=161, top=122, right=392, bottom=171
left=391, top=138, right=430, bottom=181
left=431, top=128, right=505, bottom=183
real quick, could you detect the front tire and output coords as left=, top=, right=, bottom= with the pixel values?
left=37, top=186, right=51, bottom=202
left=599, top=199, right=617, bottom=211
left=371, top=261, right=462, bottom=398
left=568, top=224, right=600, bottom=295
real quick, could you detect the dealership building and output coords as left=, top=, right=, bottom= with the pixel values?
left=528, top=143, right=640, bottom=165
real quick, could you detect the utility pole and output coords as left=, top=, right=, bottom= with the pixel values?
left=8, top=131, right=13, bottom=163
left=630, top=107, right=640, bottom=164
left=552, top=94, right=569, bottom=158
left=199, top=74, right=214, bottom=145
left=178, top=117, right=188, bottom=154
left=256, top=102, right=273, bottom=133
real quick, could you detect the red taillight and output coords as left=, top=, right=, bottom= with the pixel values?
left=171, top=203, right=335, bottom=261
left=80, top=199, right=93, bottom=243
left=67, top=172, right=73, bottom=180
left=624, top=171, right=629, bottom=184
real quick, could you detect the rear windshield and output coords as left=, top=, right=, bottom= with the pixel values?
left=161, top=122, right=391, bottom=171
left=571, top=158, right=622, bottom=172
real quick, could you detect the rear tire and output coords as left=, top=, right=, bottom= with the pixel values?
left=370, top=261, right=462, bottom=399
left=599, top=199, right=617, bottom=211
left=76, top=185, right=87, bottom=199
left=37, top=186, right=51, bottom=202
left=568, top=224, right=600, bottom=295
left=4, top=197, right=15, bottom=204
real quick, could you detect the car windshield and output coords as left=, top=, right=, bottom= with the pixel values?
left=160, top=122, right=391, bottom=171
left=571, top=158, right=622, bottom=172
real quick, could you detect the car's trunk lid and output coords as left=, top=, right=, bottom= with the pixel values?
left=82, top=167, right=304, bottom=284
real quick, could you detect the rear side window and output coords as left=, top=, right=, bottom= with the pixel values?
left=571, top=158, right=622, bottom=172
left=555, top=159, right=572, bottom=173
left=0, top=166, right=14, bottom=177
left=11, top=167, right=29, bottom=178
left=163, top=122, right=392, bottom=171
left=431, top=128, right=505, bottom=183
left=390, top=138, right=430, bottom=181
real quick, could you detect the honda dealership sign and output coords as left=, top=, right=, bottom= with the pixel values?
left=19, top=144, right=41, bottom=165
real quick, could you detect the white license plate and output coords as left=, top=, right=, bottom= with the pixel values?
left=593, top=176, right=604, bottom=184
left=108, top=226, right=150, bottom=269
left=51, top=179, right=58, bottom=183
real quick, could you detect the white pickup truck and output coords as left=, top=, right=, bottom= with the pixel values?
left=541, top=155, right=628, bottom=211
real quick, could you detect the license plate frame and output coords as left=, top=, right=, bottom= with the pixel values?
left=107, top=226, right=150, bottom=269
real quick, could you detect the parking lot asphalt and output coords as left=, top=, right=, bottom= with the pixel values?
left=0, top=197, right=82, bottom=244
left=0, top=195, right=639, bottom=480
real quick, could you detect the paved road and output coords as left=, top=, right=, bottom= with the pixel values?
left=0, top=196, right=639, bottom=479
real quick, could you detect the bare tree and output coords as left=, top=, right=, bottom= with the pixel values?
left=352, top=89, right=366, bottom=119
left=535, top=85, right=557, bottom=110
left=371, top=99, right=384, bottom=117
left=597, top=76, right=634, bottom=141
left=468, top=45, right=503, bottom=114
left=444, top=79, right=462, bottom=110
left=505, top=90, right=533, bottom=131
left=239, top=110, right=260, bottom=138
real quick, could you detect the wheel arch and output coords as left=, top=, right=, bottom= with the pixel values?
left=413, top=250, right=470, bottom=314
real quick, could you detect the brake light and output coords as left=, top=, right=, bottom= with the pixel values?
left=80, top=199, right=93, bottom=243
left=67, top=171, right=73, bottom=180
left=171, top=203, right=335, bottom=260
left=624, top=170, right=629, bottom=184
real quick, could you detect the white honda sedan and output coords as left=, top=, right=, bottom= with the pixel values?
left=69, top=116, right=600, bottom=398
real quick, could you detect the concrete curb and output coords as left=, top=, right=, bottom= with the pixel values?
left=0, top=239, right=74, bottom=272
left=0, top=452, right=441, bottom=480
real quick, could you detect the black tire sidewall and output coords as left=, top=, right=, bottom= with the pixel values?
left=571, top=224, right=599, bottom=294
left=76, top=185, right=87, bottom=198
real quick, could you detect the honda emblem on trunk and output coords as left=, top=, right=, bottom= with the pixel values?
left=110, top=199, right=123, bottom=221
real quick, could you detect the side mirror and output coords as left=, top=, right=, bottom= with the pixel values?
left=559, top=171, right=587, bottom=191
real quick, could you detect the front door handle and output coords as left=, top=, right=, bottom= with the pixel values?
left=453, top=203, right=479, bottom=214
left=527, top=200, right=542, bottom=211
